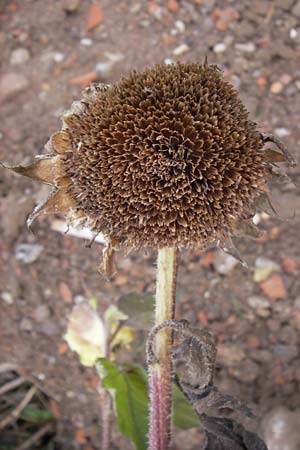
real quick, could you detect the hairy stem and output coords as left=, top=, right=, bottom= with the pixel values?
left=148, top=247, right=178, bottom=450
left=98, top=379, right=111, bottom=450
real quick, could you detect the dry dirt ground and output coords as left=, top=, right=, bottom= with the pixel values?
left=1, top=1, right=300, bottom=449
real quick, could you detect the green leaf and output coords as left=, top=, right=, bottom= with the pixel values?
left=97, top=359, right=149, bottom=450
left=173, top=384, right=200, bottom=429
left=118, top=292, right=154, bottom=328
left=20, top=404, right=54, bottom=423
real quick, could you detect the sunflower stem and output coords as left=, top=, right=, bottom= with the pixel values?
left=98, top=380, right=111, bottom=450
left=148, top=247, right=178, bottom=450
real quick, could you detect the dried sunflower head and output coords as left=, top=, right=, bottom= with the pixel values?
left=3, top=62, right=295, bottom=275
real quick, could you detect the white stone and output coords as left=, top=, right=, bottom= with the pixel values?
left=174, top=20, right=186, bottom=33
left=290, top=28, right=298, bottom=39
left=274, top=128, right=290, bottom=137
left=1, top=292, right=14, bottom=305
left=213, top=42, right=226, bottom=53
left=10, top=47, right=30, bottom=65
left=254, top=256, right=280, bottom=282
left=173, top=43, right=190, bottom=56
left=53, top=52, right=65, bottom=63
left=80, top=38, right=93, bottom=46
left=235, top=42, right=256, bottom=52
left=247, top=296, right=270, bottom=310
left=15, top=243, right=44, bottom=264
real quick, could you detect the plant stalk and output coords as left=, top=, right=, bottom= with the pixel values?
left=98, top=380, right=111, bottom=450
left=148, top=247, right=178, bottom=450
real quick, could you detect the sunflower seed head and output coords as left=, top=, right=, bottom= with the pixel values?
left=4, top=63, right=295, bottom=263
left=62, top=63, right=268, bottom=249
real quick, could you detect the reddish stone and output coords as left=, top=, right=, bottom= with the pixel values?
left=282, top=256, right=298, bottom=275
left=86, top=4, right=104, bottom=32
left=260, top=274, right=287, bottom=299
left=167, top=0, right=179, bottom=13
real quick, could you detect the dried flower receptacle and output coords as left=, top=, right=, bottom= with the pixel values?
left=2, top=62, right=295, bottom=275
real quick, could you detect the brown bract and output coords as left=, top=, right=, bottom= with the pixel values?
left=3, top=63, right=295, bottom=276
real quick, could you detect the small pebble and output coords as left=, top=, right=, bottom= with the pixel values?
left=74, top=295, right=86, bottom=304
left=139, top=19, right=150, bottom=28
left=173, top=43, right=190, bottom=56
left=63, top=0, right=80, bottom=13
left=18, top=33, right=28, bottom=43
left=270, top=81, right=283, bottom=94
left=273, top=345, right=298, bottom=363
left=0, top=73, right=29, bottom=103
left=274, top=128, right=290, bottom=137
left=37, top=373, right=46, bottom=381
left=10, top=47, right=30, bottom=65
left=53, top=52, right=65, bottom=63
left=262, top=407, right=300, bottom=450
left=32, top=305, right=50, bottom=322
left=1, top=291, right=14, bottom=305
left=290, top=28, right=298, bottom=39
left=218, top=344, right=246, bottom=365
left=280, top=74, right=292, bottom=85
left=247, top=296, right=270, bottom=310
left=235, top=42, right=256, bottom=53
left=15, top=243, right=44, bottom=264
left=213, top=42, right=226, bottom=53
left=20, top=318, right=33, bottom=332
left=174, top=20, right=186, bottom=34
left=80, top=38, right=93, bottom=46
left=254, top=256, right=280, bottom=282
left=213, top=250, right=238, bottom=275
left=257, top=308, right=271, bottom=318
left=94, top=61, right=112, bottom=75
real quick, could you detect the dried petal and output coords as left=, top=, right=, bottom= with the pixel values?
left=255, top=193, right=278, bottom=217
left=45, top=131, right=71, bottom=154
left=217, top=237, right=247, bottom=267
left=98, top=238, right=119, bottom=279
left=264, top=149, right=287, bottom=164
left=2, top=155, right=65, bottom=186
left=261, top=132, right=296, bottom=167
left=27, top=187, right=78, bottom=227
left=230, top=218, right=264, bottom=239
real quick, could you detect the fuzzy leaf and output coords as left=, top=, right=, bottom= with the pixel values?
left=97, top=359, right=149, bottom=450
left=118, top=292, right=155, bottom=328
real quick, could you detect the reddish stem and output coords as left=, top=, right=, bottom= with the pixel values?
left=148, top=247, right=178, bottom=450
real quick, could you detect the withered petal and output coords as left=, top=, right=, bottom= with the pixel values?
left=217, top=237, right=247, bottom=267
left=45, top=131, right=71, bottom=155
left=27, top=187, right=77, bottom=227
left=230, top=218, right=264, bottom=239
left=264, top=149, right=288, bottom=164
left=254, top=192, right=278, bottom=217
left=261, top=132, right=296, bottom=167
left=98, top=238, right=120, bottom=280
left=3, top=155, right=65, bottom=186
